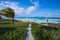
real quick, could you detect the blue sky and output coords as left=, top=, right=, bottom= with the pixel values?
left=0, top=0, right=60, bottom=17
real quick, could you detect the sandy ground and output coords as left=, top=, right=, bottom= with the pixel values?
left=26, top=23, right=34, bottom=40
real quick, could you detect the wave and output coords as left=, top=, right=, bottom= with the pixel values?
left=14, top=17, right=60, bottom=23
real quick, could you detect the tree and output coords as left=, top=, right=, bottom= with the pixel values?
left=0, top=16, right=2, bottom=21
left=0, top=7, right=15, bottom=27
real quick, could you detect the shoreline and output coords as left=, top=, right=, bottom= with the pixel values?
left=15, top=20, right=60, bottom=24
left=15, top=17, right=60, bottom=23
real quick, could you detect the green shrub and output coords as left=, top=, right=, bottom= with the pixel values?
left=0, top=19, right=29, bottom=40
left=31, top=22, right=60, bottom=40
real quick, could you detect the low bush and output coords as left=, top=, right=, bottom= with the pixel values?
left=0, top=19, right=29, bottom=40
left=31, top=22, right=60, bottom=40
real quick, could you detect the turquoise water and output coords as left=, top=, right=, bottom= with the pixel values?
left=15, top=17, right=60, bottom=23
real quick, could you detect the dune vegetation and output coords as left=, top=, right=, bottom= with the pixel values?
left=31, top=22, right=60, bottom=40
left=0, top=19, right=29, bottom=40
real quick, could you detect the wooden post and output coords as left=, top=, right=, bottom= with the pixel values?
left=46, top=17, right=48, bottom=26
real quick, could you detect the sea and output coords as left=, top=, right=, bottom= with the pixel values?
left=15, top=17, right=60, bottom=23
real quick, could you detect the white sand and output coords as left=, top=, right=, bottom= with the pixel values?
left=26, top=23, right=34, bottom=40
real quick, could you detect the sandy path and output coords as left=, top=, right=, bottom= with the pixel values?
left=26, top=23, right=34, bottom=40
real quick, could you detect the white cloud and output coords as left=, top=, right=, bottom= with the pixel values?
left=0, top=1, right=25, bottom=17
left=0, top=0, right=39, bottom=17
left=30, top=0, right=39, bottom=7
left=26, top=6, right=36, bottom=14
left=26, top=0, right=39, bottom=14
left=33, top=2, right=39, bottom=7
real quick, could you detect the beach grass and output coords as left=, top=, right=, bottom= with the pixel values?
left=0, top=19, right=29, bottom=40
left=0, top=19, right=60, bottom=40
left=31, top=22, right=60, bottom=40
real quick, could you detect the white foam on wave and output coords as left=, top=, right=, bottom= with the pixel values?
left=15, top=18, right=60, bottom=23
